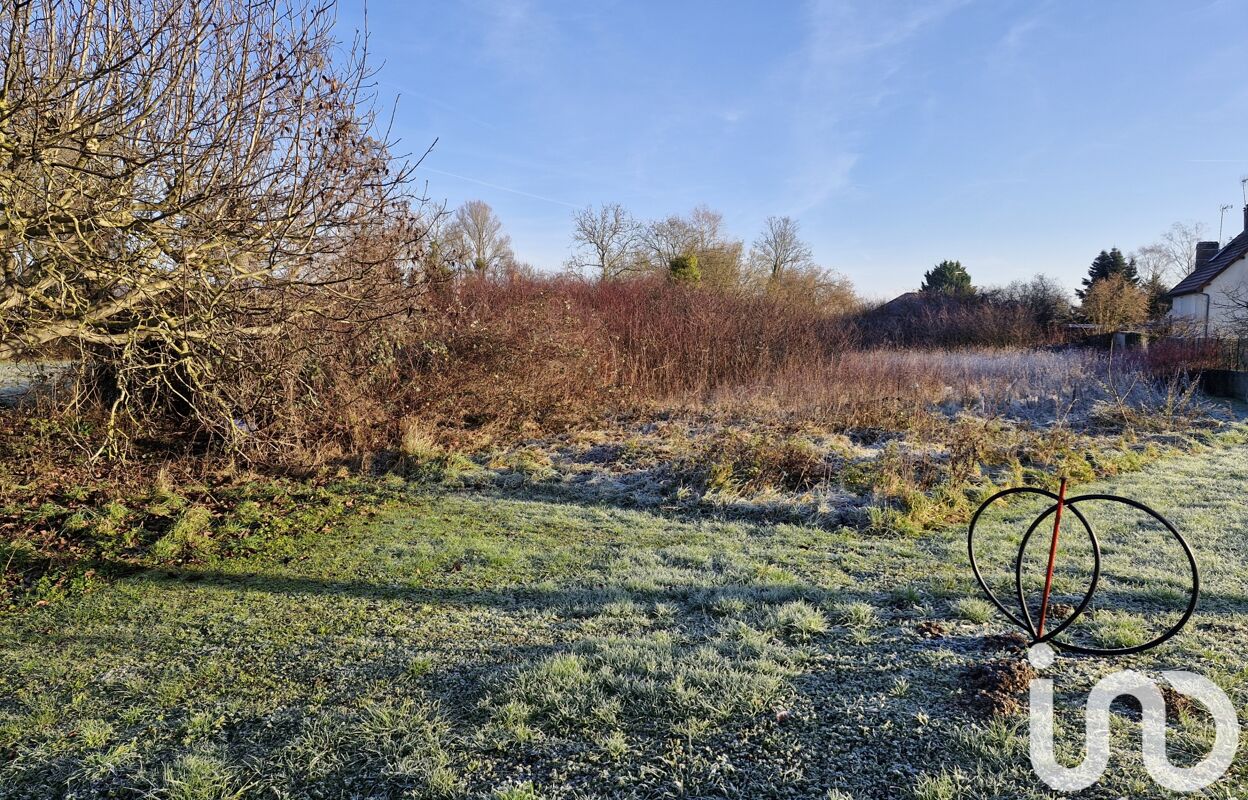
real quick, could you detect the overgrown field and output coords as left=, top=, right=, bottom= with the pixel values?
left=3, top=441, right=1248, bottom=798
left=0, top=345, right=1227, bottom=609
left=7, top=2, right=1240, bottom=794
left=2, top=342, right=1243, bottom=798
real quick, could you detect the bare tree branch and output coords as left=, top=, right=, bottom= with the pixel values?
left=566, top=202, right=638, bottom=281
left=0, top=0, right=434, bottom=451
left=748, top=216, right=813, bottom=283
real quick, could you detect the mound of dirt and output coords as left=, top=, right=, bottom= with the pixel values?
left=964, top=658, right=1036, bottom=716
left=1115, top=684, right=1197, bottom=723
left=1160, top=684, right=1195, bottom=721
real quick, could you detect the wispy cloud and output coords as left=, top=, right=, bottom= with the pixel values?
left=999, top=16, right=1042, bottom=53
left=984, top=1, right=1055, bottom=75
left=420, top=166, right=580, bottom=208
left=476, top=0, right=557, bottom=79
left=378, top=81, right=501, bottom=133
left=781, top=0, right=971, bottom=213
left=805, top=0, right=971, bottom=62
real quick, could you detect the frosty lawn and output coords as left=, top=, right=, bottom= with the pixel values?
left=4, top=443, right=1248, bottom=798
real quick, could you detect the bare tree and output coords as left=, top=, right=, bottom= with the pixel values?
left=684, top=205, right=743, bottom=288
left=1132, top=221, right=1207, bottom=319
left=686, top=205, right=726, bottom=254
left=567, top=203, right=638, bottom=280
left=634, top=205, right=743, bottom=286
left=447, top=200, right=513, bottom=276
left=639, top=213, right=698, bottom=270
left=697, top=239, right=744, bottom=289
left=749, top=216, right=814, bottom=283
left=1133, top=221, right=1207, bottom=284
left=1001, top=274, right=1072, bottom=326
left=0, top=0, right=426, bottom=449
left=417, top=211, right=462, bottom=286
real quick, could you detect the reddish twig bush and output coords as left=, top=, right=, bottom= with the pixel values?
left=24, top=272, right=1117, bottom=462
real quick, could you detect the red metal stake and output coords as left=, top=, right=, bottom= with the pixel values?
left=1036, top=477, right=1067, bottom=638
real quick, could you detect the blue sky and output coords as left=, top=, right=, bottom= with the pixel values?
left=340, top=0, right=1248, bottom=298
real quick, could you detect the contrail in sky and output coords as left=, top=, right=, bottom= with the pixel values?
left=420, top=166, right=579, bottom=208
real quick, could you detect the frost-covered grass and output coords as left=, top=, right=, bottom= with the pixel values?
left=693, top=347, right=1195, bottom=428
left=440, top=374, right=1235, bottom=538
left=4, top=444, right=1248, bottom=798
left=0, top=362, right=41, bottom=401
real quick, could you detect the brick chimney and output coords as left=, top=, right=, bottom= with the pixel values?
left=1195, top=241, right=1220, bottom=270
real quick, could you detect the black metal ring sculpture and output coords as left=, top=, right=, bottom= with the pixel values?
left=967, top=487, right=1199, bottom=657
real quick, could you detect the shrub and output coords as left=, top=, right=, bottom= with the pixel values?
left=668, top=254, right=701, bottom=283
left=700, top=434, right=828, bottom=494
left=1, top=0, right=427, bottom=456
left=19, top=268, right=1192, bottom=470
left=858, top=293, right=1050, bottom=348
left=1081, top=274, right=1148, bottom=330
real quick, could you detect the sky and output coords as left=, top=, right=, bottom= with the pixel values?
left=337, top=0, right=1248, bottom=299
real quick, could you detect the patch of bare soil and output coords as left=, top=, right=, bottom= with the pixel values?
left=980, top=630, right=1029, bottom=653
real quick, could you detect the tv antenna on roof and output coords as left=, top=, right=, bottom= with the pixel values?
left=1220, top=204, right=1234, bottom=243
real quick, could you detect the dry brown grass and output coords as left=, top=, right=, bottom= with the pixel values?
left=373, top=276, right=1100, bottom=448
left=12, top=274, right=1215, bottom=478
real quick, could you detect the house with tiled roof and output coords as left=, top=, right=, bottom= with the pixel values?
left=1167, top=206, right=1248, bottom=336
